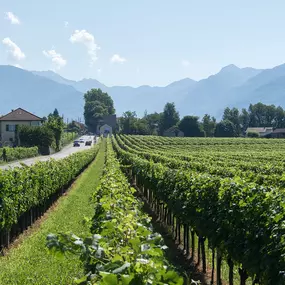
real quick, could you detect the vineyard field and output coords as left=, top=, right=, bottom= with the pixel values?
left=113, top=135, right=285, bottom=285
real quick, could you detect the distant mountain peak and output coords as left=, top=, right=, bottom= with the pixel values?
left=220, top=64, right=240, bottom=72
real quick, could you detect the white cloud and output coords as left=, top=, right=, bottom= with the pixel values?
left=70, top=30, right=100, bottom=65
left=2, top=38, right=25, bottom=62
left=5, top=12, right=20, bottom=25
left=182, top=60, right=190, bottom=67
left=110, top=54, right=126, bottom=64
left=43, top=49, right=67, bottom=70
left=97, top=68, right=102, bottom=76
left=64, top=21, right=69, bottom=28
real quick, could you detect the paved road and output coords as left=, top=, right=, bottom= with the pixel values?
left=0, top=135, right=96, bottom=170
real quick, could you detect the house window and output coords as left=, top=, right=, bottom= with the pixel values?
left=6, top=124, right=16, bottom=132
left=31, top=121, right=40, bottom=126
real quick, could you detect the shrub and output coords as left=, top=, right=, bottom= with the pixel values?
left=18, top=125, right=54, bottom=150
left=1, top=146, right=38, bottom=162
left=247, top=131, right=260, bottom=138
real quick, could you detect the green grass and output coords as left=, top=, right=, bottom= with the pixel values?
left=0, top=144, right=105, bottom=285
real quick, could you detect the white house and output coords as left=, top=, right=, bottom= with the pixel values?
left=246, top=127, right=273, bottom=137
left=100, top=124, right=112, bottom=137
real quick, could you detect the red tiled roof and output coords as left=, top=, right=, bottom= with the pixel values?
left=0, top=108, right=42, bottom=121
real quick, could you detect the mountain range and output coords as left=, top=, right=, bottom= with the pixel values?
left=1, top=63, right=285, bottom=121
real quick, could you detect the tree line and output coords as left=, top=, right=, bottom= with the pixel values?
left=83, top=88, right=285, bottom=137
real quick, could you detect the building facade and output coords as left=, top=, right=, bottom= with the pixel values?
left=0, top=108, right=42, bottom=144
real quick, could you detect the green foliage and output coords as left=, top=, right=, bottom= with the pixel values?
left=247, top=131, right=260, bottom=138
left=202, top=114, right=216, bottom=137
left=47, top=139, right=183, bottom=285
left=178, top=116, right=204, bottom=137
left=0, top=146, right=38, bottom=162
left=45, top=109, right=65, bottom=151
left=84, top=89, right=115, bottom=132
left=223, top=107, right=241, bottom=136
left=66, top=121, right=81, bottom=133
left=221, top=103, right=285, bottom=136
left=119, top=111, right=138, bottom=134
left=18, top=125, right=54, bottom=148
left=61, top=132, right=78, bottom=147
left=113, top=135, right=285, bottom=284
left=214, top=120, right=237, bottom=137
left=0, top=144, right=100, bottom=231
left=143, top=112, right=162, bottom=135
left=118, top=111, right=149, bottom=135
left=160, top=102, right=180, bottom=134
left=0, top=144, right=105, bottom=285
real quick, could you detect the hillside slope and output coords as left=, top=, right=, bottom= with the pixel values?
left=1, top=66, right=83, bottom=120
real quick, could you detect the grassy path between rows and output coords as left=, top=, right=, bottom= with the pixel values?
left=0, top=144, right=105, bottom=285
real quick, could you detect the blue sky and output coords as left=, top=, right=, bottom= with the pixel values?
left=1, top=0, right=285, bottom=87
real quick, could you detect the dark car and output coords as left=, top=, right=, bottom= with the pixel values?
left=85, top=140, right=92, bottom=146
left=73, top=140, right=80, bottom=147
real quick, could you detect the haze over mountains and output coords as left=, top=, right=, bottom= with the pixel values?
left=1, top=63, right=285, bottom=120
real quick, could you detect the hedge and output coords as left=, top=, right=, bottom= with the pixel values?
left=0, top=146, right=38, bottom=162
left=0, top=143, right=100, bottom=232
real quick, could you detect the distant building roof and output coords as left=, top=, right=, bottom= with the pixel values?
left=0, top=108, right=42, bottom=121
left=272, top=128, right=285, bottom=134
left=246, top=127, right=273, bottom=133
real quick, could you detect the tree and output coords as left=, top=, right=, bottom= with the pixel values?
left=274, top=106, right=285, bottom=128
left=18, top=125, right=54, bottom=153
left=119, top=111, right=138, bottom=134
left=239, top=108, right=250, bottom=135
left=84, top=89, right=115, bottom=132
left=45, top=109, right=64, bottom=151
left=214, top=120, right=236, bottom=137
left=160, top=102, right=180, bottom=134
left=53, top=108, right=60, bottom=117
left=178, top=116, right=204, bottom=137
left=135, top=118, right=150, bottom=135
left=143, top=112, right=162, bottom=135
left=223, top=107, right=241, bottom=136
left=66, top=121, right=81, bottom=133
left=202, top=114, right=216, bottom=137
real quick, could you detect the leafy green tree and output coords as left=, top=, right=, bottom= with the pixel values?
left=119, top=111, right=138, bottom=134
left=143, top=112, right=162, bottom=135
left=202, top=114, right=216, bottom=137
left=135, top=118, right=150, bottom=135
left=45, top=109, right=64, bottom=151
left=19, top=125, right=54, bottom=153
left=84, top=89, right=115, bottom=132
left=239, top=108, right=250, bottom=135
left=66, top=121, right=81, bottom=133
left=178, top=116, right=204, bottom=137
left=274, top=106, right=285, bottom=128
left=160, top=102, right=180, bottom=134
left=214, top=120, right=236, bottom=137
left=223, top=107, right=241, bottom=136
left=53, top=108, right=60, bottom=117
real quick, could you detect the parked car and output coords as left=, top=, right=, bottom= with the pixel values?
left=79, top=139, right=85, bottom=144
left=73, top=140, right=80, bottom=147
left=85, top=140, right=92, bottom=146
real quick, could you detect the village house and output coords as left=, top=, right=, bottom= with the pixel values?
left=163, top=126, right=184, bottom=137
left=269, top=128, right=285, bottom=138
left=246, top=127, right=273, bottom=138
left=0, top=108, right=42, bottom=145
left=96, top=114, right=117, bottom=137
